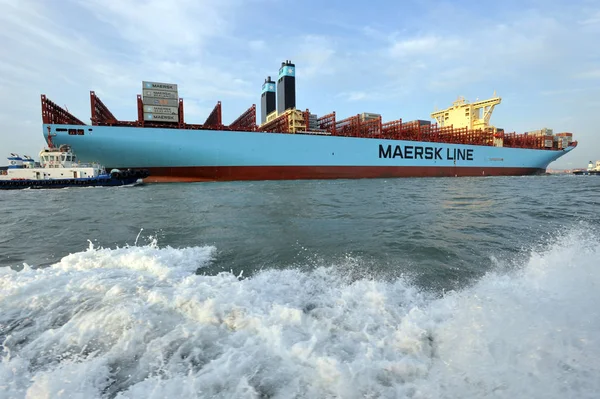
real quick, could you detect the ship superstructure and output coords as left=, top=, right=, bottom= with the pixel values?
left=431, top=95, right=501, bottom=131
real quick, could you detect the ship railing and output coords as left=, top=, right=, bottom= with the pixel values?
left=317, top=112, right=337, bottom=135
left=229, top=104, right=257, bottom=131
left=41, top=95, right=85, bottom=125
left=90, top=91, right=118, bottom=125
left=204, top=101, right=223, bottom=129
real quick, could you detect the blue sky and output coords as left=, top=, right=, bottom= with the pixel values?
left=0, top=0, right=599, bottom=169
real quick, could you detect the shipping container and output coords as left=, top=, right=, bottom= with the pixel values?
left=141, top=97, right=179, bottom=107
left=308, top=113, right=319, bottom=130
left=401, top=120, right=431, bottom=126
left=526, top=128, right=553, bottom=137
left=542, top=128, right=552, bottom=136
left=143, top=105, right=178, bottom=115
left=360, top=112, right=381, bottom=122
left=143, top=81, right=178, bottom=92
left=143, top=113, right=178, bottom=122
left=143, top=90, right=179, bottom=100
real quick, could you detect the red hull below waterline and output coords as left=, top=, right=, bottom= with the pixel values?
left=128, top=166, right=547, bottom=183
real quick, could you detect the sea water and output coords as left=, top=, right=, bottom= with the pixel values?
left=0, top=175, right=598, bottom=398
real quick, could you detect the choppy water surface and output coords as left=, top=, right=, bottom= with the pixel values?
left=0, top=175, right=599, bottom=398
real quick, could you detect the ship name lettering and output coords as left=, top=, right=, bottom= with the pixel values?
left=379, top=144, right=446, bottom=160
left=446, top=148, right=474, bottom=161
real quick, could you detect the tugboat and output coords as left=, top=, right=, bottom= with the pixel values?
left=573, top=160, right=600, bottom=176
left=0, top=145, right=150, bottom=190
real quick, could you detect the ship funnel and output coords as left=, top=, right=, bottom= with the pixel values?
left=261, top=76, right=276, bottom=124
left=277, top=60, right=296, bottom=114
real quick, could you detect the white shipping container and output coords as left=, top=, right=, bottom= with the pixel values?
left=541, top=127, right=553, bottom=135
left=360, top=112, right=381, bottom=121
left=143, top=81, right=178, bottom=92
left=143, top=90, right=178, bottom=100
left=144, top=113, right=178, bottom=122
left=544, top=140, right=553, bottom=147
left=142, top=97, right=179, bottom=107
left=528, top=128, right=553, bottom=137
left=143, top=105, right=178, bottom=115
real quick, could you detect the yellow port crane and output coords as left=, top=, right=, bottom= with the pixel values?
left=431, top=93, right=501, bottom=130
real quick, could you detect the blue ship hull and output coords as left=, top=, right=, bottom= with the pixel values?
left=43, top=124, right=576, bottom=182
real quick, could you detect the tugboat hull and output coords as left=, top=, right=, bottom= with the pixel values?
left=0, top=170, right=150, bottom=190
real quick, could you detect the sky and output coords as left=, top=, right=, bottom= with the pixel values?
left=0, top=0, right=599, bottom=169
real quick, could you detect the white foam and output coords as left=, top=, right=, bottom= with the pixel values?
left=0, top=227, right=598, bottom=398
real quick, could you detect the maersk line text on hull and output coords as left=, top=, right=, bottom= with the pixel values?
left=378, top=144, right=474, bottom=161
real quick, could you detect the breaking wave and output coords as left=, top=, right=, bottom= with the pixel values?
left=1, top=226, right=599, bottom=398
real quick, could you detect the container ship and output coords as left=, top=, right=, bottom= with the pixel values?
left=40, top=60, right=577, bottom=182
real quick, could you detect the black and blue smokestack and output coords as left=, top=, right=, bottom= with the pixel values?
left=261, top=76, right=276, bottom=124
left=277, top=60, right=295, bottom=113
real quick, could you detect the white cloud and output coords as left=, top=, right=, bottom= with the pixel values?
left=347, top=92, right=367, bottom=101
left=575, top=69, right=600, bottom=79
left=336, top=91, right=368, bottom=102
left=248, top=40, right=266, bottom=51
left=388, top=36, right=462, bottom=58
left=384, top=13, right=563, bottom=86
left=294, top=35, right=337, bottom=79
left=75, top=0, right=233, bottom=57
left=345, top=10, right=588, bottom=104
left=540, top=87, right=600, bottom=96
left=579, top=10, right=600, bottom=25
